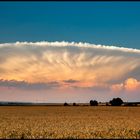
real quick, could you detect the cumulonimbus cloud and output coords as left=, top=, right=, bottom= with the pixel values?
left=0, top=41, right=140, bottom=91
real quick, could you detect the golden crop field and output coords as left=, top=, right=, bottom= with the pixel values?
left=0, top=106, right=140, bottom=139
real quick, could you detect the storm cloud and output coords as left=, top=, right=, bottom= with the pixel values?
left=0, top=41, right=140, bottom=93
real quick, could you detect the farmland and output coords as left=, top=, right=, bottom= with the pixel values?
left=0, top=106, right=140, bottom=139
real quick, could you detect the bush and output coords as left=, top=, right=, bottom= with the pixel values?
left=64, top=102, right=69, bottom=106
left=73, top=103, right=76, bottom=106
left=109, top=98, right=123, bottom=106
left=106, top=102, right=109, bottom=106
left=90, top=100, right=98, bottom=106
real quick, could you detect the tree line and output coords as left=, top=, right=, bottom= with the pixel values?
left=64, top=97, right=124, bottom=106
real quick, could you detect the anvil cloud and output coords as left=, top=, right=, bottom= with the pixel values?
left=0, top=41, right=140, bottom=102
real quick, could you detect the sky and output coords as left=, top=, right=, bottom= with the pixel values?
left=0, top=2, right=140, bottom=103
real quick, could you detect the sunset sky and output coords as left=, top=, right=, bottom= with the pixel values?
left=0, top=2, right=140, bottom=103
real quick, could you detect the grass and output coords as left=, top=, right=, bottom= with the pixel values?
left=0, top=106, right=140, bottom=139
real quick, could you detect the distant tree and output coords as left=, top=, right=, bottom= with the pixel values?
left=124, top=103, right=138, bottom=106
left=64, top=102, right=69, bottom=106
left=106, top=102, right=109, bottom=106
left=73, top=103, right=76, bottom=106
left=109, top=98, right=123, bottom=106
left=90, top=100, right=98, bottom=106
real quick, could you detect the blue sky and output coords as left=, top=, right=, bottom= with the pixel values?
left=0, top=2, right=140, bottom=49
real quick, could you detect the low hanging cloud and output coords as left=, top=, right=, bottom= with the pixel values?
left=111, top=78, right=140, bottom=92
left=0, top=41, right=140, bottom=92
left=0, top=79, right=60, bottom=90
left=63, top=79, right=79, bottom=83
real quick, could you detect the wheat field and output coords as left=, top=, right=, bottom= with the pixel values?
left=0, top=106, right=140, bottom=139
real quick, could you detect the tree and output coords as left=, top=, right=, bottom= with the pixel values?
left=109, top=98, right=123, bottom=106
left=73, top=103, right=76, bottom=106
left=64, top=102, right=69, bottom=106
left=90, top=100, right=98, bottom=106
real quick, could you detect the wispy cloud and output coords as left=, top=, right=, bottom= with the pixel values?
left=0, top=41, right=140, bottom=93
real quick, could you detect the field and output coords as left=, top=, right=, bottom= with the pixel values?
left=0, top=106, right=140, bottom=139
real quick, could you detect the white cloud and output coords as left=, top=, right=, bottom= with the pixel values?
left=1, top=41, right=140, bottom=53
left=0, top=41, right=140, bottom=86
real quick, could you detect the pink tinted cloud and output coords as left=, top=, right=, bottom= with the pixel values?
left=111, top=78, right=140, bottom=92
